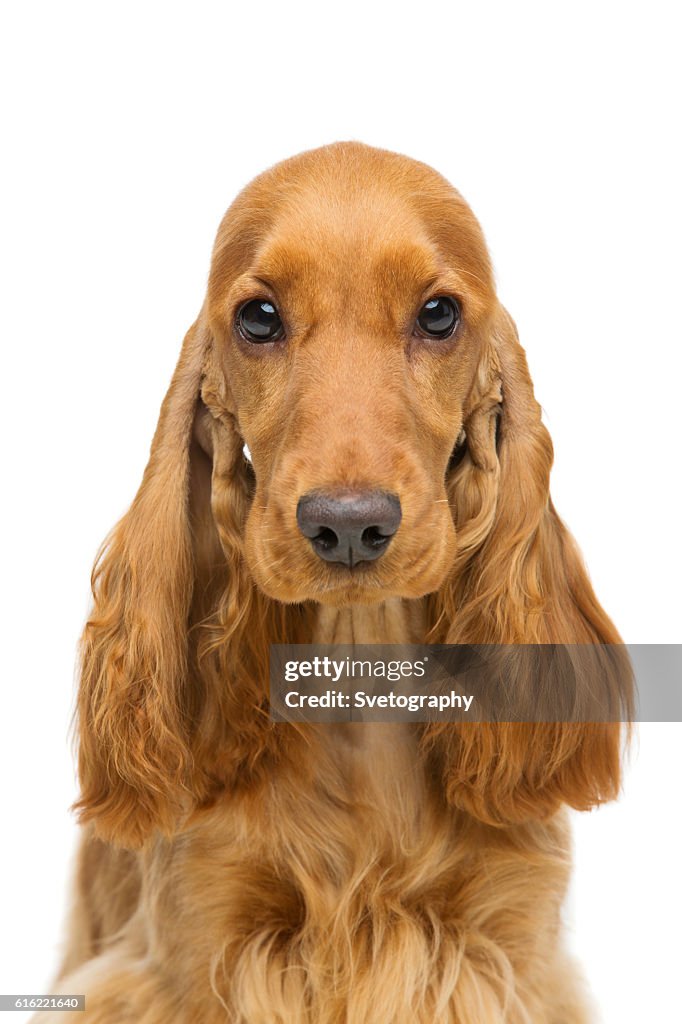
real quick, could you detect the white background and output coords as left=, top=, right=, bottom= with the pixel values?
left=1, top=2, right=680, bottom=1021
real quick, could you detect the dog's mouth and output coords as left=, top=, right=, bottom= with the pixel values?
left=294, top=532, right=453, bottom=606
left=248, top=530, right=452, bottom=605
left=317, top=559, right=388, bottom=584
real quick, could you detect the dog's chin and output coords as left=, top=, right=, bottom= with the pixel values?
left=250, top=559, right=451, bottom=607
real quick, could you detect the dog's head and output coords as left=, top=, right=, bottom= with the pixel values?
left=74, top=143, right=631, bottom=846
left=199, top=143, right=498, bottom=605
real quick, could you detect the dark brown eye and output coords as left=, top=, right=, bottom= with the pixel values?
left=416, top=296, right=460, bottom=339
left=238, top=299, right=284, bottom=343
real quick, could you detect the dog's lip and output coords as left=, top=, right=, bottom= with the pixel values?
left=304, top=557, right=429, bottom=597
left=311, top=564, right=382, bottom=593
left=299, top=562, right=392, bottom=595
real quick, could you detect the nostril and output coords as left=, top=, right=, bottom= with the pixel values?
left=313, top=526, right=339, bottom=551
left=361, top=526, right=392, bottom=550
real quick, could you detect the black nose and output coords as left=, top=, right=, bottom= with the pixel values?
left=296, top=490, right=402, bottom=567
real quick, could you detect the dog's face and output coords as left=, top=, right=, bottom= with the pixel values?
left=201, top=144, right=498, bottom=605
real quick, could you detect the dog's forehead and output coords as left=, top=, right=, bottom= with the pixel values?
left=253, top=192, right=444, bottom=296
left=209, top=144, right=495, bottom=313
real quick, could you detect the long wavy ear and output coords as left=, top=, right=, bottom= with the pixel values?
left=423, top=304, right=632, bottom=826
left=73, top=319, right=213, bottom=848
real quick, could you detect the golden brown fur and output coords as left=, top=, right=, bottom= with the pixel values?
left=42, top=142, right=630, bottom=1022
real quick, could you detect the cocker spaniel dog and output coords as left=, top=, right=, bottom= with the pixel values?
left=43, top=142, right=630, bottom=1023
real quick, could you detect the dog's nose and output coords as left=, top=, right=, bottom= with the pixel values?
left=296, top=490, right=402, bottom=566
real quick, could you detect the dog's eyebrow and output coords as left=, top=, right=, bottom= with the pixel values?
left=249, top=242, right=318, bottom=289
left=370, top=243, right=446, bottom=295
left=249, top=236, right=446, bottom=293
left=373, top=240, right=441, bottom=270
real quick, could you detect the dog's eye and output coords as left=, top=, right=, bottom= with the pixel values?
left=238, top=300, right=284, bottom=343
left=416, top=297, right=460, bottom=339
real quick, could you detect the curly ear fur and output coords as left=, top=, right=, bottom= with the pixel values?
left=72, top=321, right=211, bottom=847
left=423, top=305, right=633, bottom=826
left=73, top=323, right=313, bottom=849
